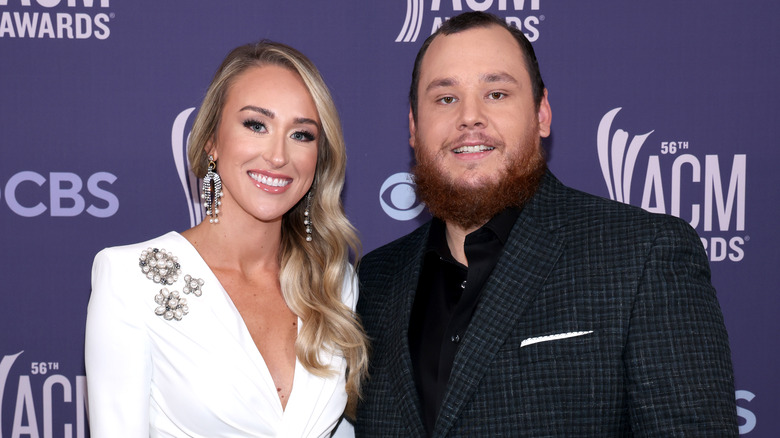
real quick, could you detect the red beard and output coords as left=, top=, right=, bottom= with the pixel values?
left=411, top=134, right=547, bottom=231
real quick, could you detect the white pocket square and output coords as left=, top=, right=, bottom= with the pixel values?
left=520, top=330, right=594, bottom=347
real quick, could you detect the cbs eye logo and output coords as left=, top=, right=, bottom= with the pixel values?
left=379, top=172, right=425, bottom=221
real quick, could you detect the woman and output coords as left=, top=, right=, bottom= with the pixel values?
left=85, top=41, right=369, bottom=437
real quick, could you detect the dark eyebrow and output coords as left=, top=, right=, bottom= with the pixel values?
left=481, top=72, right=518, bottom=84
left=240, top=105, right=274, bottom=118
left=425, top=77, right=458, bottom=93
left=424, top=72, right=518, bottom=93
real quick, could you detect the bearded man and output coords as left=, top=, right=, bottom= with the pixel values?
left=355, top=11, right=737, bottom=437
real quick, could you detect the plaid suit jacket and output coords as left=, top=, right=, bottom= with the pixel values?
left=355, top=172, right=737, bottom=437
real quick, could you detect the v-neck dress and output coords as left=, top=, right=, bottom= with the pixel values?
left=85, top=232, right=355, bottom=437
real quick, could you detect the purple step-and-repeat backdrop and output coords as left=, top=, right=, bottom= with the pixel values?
left=1, top=1, right=777, bottom=436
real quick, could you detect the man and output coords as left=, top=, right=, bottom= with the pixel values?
left=355, top=11, right=737, bottom=437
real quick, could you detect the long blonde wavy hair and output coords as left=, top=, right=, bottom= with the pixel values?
left=188, top=41, right=368, bottom=413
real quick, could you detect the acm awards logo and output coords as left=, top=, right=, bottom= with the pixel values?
left=597, top=107, right=747, bottom=263
left=0, top=351, right=88, bottom=437
left=396, top=0, right=543, bottom=43
left=172, top=108, right=205, bottom=228
left=0, top=0, right=112, bottom=40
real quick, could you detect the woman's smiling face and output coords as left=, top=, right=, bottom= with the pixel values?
left=209, top=64, right=320, bottom=225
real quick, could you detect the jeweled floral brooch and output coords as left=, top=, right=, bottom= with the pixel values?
left=182, top=274, right=204, bottom=296
left=154, top=288, right=189, bottom=321
left=139, top=247, right=181, bottom=285
left=138, top=247, right=204, bottom=322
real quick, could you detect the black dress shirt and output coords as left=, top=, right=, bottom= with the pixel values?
left=409, top=207, right=520, bottom=435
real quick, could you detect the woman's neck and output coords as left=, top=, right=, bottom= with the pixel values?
left=181, top=215, right=283, bottom=275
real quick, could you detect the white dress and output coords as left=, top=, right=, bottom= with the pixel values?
left=85, top=232, right=355, bottom=437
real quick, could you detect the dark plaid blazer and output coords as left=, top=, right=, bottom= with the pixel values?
left=355, top=172, right=737, bottom=437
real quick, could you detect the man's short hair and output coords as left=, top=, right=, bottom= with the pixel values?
left=409, top=11, right=546, bottom=122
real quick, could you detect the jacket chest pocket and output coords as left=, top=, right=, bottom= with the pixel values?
left=496, top=330, right=601, bottom=366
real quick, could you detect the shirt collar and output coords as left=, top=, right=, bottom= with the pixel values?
left=426, top=206, right=521, bottom=260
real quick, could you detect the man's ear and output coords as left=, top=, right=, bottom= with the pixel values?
left=408, top=106, right=417, bottom=149
left=537, top=89, right=552, bottom=138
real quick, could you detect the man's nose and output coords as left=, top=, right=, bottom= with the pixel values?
left=457, top=95, right=487, bottom=130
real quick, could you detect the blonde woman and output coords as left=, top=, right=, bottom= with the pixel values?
left=85, top=41, right=368, bottom=437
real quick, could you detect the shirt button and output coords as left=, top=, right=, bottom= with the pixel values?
left=460, top=281, right=467, bottom=289
left=451, top=334, right=461, bottom=343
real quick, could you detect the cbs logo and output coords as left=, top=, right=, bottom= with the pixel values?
left=379, top=172, right=424, bottom=221
left=1, top=171, right=118, bottom=217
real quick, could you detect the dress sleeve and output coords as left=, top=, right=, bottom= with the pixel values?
left=624, top=218, right=737, bottom=436
left=85, top=248, right=152, bottom=436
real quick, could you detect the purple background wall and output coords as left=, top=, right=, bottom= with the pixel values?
left=1, top=1, right=776, bottom=435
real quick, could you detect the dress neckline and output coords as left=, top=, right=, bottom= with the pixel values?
left=168, top=231, right=302, bottom=415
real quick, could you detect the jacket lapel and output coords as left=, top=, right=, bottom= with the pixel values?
left=385, top=225, right=430, bottom=436
left=432, top=176, right=566, bottom=437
